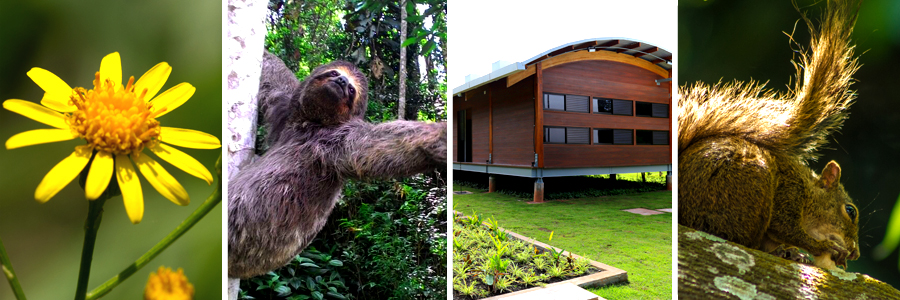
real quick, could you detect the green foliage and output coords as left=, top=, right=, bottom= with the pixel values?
left=873, top=194, right=900, bottom=269
left=265, top=0, right=447, bottom=122
left=452, top=216, right=597, bottom=299
left=240, top=248, right=351, bottom=300
left=331, top=175, right=447, bottom=299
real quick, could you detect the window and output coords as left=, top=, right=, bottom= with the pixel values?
left=544, top=93, right=589, bottom=113
left=612, top=99, right=633, bottom=116
left=545, top=127, right=589, bottom=144
left=593, top=98, right=613, bottom=114
left=636, top=130, right=669, bottom=145
left=544, top=93, right=565, bottom=111
left=636, top=101, right=668, bottom=118
left=594, top=129, right=632, bottom=145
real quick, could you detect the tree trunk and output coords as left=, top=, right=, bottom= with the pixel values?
left=398, top=0, right=408, bottom=120
left=679, top=225, right=900, bottom=299
left=225, top=0, right=268, bottom=298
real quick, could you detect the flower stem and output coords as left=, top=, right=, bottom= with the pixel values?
left=86, top=156, right=221, bottom=300
left=0, top=235, right=27, bottom=300
left=74, top=194, right=109, bottom=300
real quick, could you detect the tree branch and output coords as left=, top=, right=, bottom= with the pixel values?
left=678, top=225, right=900, bottom=299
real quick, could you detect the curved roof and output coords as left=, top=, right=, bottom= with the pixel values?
left=453, top=37, right=672, bottom=95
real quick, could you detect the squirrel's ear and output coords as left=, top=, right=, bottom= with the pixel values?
left=820, top=161, right=842, bottom=189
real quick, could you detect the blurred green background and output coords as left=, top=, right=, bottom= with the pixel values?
left=680, top=0, right=900, bottom=288
left=0, top=0, right=222, bottom=299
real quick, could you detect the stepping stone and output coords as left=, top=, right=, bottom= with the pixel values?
left=453, top=191, right=473, bottom=195
left=496, top=283, right=602, bottom=300
left=621, top=208, right=665, bottom=215
left=656, top=208, right=673, bottom=213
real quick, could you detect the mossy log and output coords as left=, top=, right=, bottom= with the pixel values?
left=678, top=225, right=900, bottom=299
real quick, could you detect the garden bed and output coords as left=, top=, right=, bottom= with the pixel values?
left=452, top=212, right=627, bottom=299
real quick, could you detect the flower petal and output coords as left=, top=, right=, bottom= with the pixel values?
left=99, top=52, right=122, bottom=89
left=116, top=154, right=144, bottom=224
left=26, top=68, right=75, bottom=112
left=160, top=127, right=221, bottom=149
left=34, top=146, right=91, bottom=203
left=135, top=62, right=171, bottom=101
left=40, top=94, right=77, bottom=112
left=132, top=153, right=189, bottom=206
left=149, top=143, right=213, bottom=185
left=85, top=151, right=114, bottom=200
left=151, top=83, right=195, bottom=117
left=3, top=99, right=68, bottom=129
left=6, top=128, right=77, bottom=149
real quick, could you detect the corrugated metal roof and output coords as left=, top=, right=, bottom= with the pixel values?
left=453, top=37, right=671, bottom=95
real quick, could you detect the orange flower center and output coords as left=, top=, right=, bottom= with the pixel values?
left=68, top=72, right=163, bottom=156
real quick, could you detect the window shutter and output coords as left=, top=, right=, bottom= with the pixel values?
left=613, top=100, right=632, bottom=115
left=566, top=127, right=589, bottom=144
left=653, top=131, right=669, bottom=145
left=613, top=129, right=632, bottom=145
left=566, top=95, right=589, bottom=113
left=652, top=103, right=668, bottom=118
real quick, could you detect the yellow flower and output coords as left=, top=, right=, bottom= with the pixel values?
left=3, top=52, right=220, bottom=224
left=144, top=266, right=194, bottom=300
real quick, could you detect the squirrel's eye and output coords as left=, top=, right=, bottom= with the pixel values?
left=845, top=204, right=857, bottom=221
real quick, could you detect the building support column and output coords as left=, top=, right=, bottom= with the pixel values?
left=666, top=171, right=672, bottom=191
left=488, top=175, right=496, bottom=193
left=533, top=178, right=544, bottom=203
left=610, top=174, right=617, bottom=180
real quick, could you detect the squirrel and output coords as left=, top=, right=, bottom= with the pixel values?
left=678, top=0, right=861, bottom=270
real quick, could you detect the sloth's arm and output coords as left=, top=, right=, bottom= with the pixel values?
left=337, top=120, right=446, bottom=180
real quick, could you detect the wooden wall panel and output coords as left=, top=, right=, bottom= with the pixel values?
left=452, top=104, right=458, bottom=162
left=491, top=77, right=535, bottom=166
left=453, top=88, right=490, bottom=163
left=543, top=145, right=671, bottom=168
left=543, top=111, right=669, bottom=130
left=543, top=60, right=669, bottom=104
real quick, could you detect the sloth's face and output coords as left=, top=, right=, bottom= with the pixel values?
left=300, top=63, right=367, bottom=125
left=318, top=68, right=358, bottom=110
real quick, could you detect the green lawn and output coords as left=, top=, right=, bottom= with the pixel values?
left=452, top=185, right=672, bottom=300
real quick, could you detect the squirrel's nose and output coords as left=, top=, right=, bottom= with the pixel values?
left=335, top=76, right=348, bottom=87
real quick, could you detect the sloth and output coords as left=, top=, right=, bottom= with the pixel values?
left=228, top=53, right=447, bottom=279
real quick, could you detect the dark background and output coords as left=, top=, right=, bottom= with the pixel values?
left=680, top=0, right=900, bottom=287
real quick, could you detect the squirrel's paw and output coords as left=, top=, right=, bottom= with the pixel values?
left=770, top=245, right=814, bottom=265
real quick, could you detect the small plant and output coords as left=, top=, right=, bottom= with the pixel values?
left=454, top=279, right=478, bottom=297
left=468, top=210, right=481, bottom=227
left=546, top=264, right=566, bottom=278
left=546, top=231, right=566, bottom=267
left=495, top=276, right=514, bottom=292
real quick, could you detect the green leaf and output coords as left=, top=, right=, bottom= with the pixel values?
left=328, top=260, right=344, bottom=267
left=275, top=285, right=292, bottom=297
left=873, top=195, right=900, bottom=260
left=326, top=291, right=349, bottom=300
left=312, top=291, right=325, bottom=300
left=401, top=36, right=418, bottom=48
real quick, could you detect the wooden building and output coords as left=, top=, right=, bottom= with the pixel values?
left=452, top=38, right=672, bottom=202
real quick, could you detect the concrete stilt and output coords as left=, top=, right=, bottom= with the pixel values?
left=488, top=175, right=496, bottom=193
left=666, top=172, right=672, bottom=191
left=533, top=178, right=544, bottom=203
left=610, top=173, right=617, bottom=180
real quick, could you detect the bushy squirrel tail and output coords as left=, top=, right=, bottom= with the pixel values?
left=679, top=0, right=860, bottom=163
